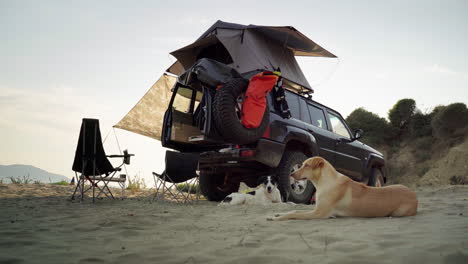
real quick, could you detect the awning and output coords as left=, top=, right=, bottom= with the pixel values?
left=114, top=74, right=177, bottom=140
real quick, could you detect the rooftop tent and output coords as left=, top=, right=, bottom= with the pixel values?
left=168, top=20, right=336, bottom=91
left=115, top=20, right=336, bottom=141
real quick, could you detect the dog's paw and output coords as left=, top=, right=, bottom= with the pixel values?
left=267, top=215, right=283, bottom=221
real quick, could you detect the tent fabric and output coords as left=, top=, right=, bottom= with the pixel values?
left=166, top=61, right=184, bottom=75
left=114, top=74, right=177, bottom=140
left=116, top=21, right=337, bottom=140
left=197, top=21, right=336, bottom=58
left=169, top=20, right=336, bottom=91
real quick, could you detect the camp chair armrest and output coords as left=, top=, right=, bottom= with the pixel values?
left=80, top=175, right=126, bottom=182
left=107, top=154, right=135, bottom=158
left=108, top=150, right=134, bottom=165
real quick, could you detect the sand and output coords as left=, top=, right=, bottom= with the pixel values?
left=0, top=183, right=467, bottom=264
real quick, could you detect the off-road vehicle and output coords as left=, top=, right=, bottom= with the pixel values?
left=116, top=21, right=386, bottom=203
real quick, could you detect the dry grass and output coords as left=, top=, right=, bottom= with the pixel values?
left=9, top=174, right=32, bottom=184
left=127, top=174, right=147, bottom=194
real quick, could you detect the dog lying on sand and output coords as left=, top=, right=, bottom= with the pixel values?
left=269, top=156, right=418, bottom=220
left=220, top=176, right=282, bottom=205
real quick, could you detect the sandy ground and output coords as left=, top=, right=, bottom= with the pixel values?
left=0, top=184, right=467, bottom=264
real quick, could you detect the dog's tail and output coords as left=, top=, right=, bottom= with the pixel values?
left=222, top=196, right=233, bottom=203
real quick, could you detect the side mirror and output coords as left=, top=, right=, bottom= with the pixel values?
left=353, top=129, right=364, bottom=141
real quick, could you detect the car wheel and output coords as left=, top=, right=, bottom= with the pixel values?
left=199, top=170, right=229, bottom=201
left=213, top=78, right=270, bottom=144
left=276, top=151, right=315, bottom=204
left=368, top=167, right=384, bottom=187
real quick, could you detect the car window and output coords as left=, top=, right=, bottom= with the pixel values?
left=299, top=99, right=310, bottom=122
left=285, top=91, right=300, bottom=119
left=327, top=112, right=351, bottom=138
left=193, top=91, right=202, bottom=109
left=307, top=104, right=327, bottom=129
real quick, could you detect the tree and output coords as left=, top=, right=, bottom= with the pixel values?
left=409, top=111, right=432, bottom=138
left=431, top=103, right=468, bottom=139
left=346, top=108, right=394, bottom=146
left=388, top=98, right=416, bottom=130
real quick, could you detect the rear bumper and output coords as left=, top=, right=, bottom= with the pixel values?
left=199, top=138, right=285, bottom=169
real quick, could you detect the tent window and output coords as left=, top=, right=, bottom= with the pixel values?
left=172, top=87, right=202, bottom=114
left=173, top=87, right=192, bottom=113
left=196, top=42, right=233, bottom=65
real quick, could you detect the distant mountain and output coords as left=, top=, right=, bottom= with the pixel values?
left=0, top=164, right=70, bottom=184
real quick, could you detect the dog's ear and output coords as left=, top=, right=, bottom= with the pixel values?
left=310, top=158, right=325, bottom=169
left=257, top=176, right=267, bottom=186
left=270, top=175, right=278, bottom=185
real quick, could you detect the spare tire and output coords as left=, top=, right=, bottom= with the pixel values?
left=213, top=78, right=270, bottom=144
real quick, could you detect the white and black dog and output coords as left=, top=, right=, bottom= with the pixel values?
left=219, top=176, right=282, bottom=205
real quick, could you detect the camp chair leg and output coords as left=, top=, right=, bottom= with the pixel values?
left=95, top=177, right=115, bottom=200
left=80, top=174, right=85, bottom=201
left=164, top=174, right=185, bottom=203
left=71, top=173, right=84, bottom=200
left=152, top=172, right=200, bottom=203
left=71, top=173, right=79, bottom=200
left=119, top=181, right=126, bottom=199
left=153, top=172, right=165, bottom=201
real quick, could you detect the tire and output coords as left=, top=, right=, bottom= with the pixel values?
left=213, top=78, right=270, bottom=145
left=276, top=151, right=315, bottom=204
left=368, top=168, right=384, bottom=187
left=199, top=171, right=229, bottom=201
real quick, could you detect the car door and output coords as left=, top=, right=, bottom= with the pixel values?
left=162, top=85, right=198, bottom=149
left=325, top=111, right=365, bottom=180
left=301, top=102, right=336, bottom=165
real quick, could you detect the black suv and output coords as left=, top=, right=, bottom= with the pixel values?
left=161, top=59, right=386, bottom=204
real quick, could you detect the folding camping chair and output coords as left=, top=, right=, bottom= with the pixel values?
left=153, top=150, right=200, bottom=203
left=71, top=118, right=134, bottom=202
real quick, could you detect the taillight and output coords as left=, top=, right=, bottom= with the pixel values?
left=262, top=125, right=270, bottom=138
left=240, top=149, right=255, bottom=157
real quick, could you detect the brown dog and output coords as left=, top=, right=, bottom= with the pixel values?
left=269, top=157, right=417, bottom=221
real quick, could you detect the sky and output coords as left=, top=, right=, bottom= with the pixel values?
left=1, top=0, right=467, bottom=183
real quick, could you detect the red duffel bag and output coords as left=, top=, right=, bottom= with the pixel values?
left=241, top=71, right=279, bottom=128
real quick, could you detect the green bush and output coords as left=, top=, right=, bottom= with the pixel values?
left=413, top=136, right=433, bottom=150
left=450, top=175, right=467, bottom=185
left=414, top=151, right=431, bottom=163
left=388, top=98, right=416, bottom=130
left=410, top=112, right=432, bottom=138
left=346, top=108, right=395, bottom=146
left=430, top=105, right=446, bottom=117
left=431, top=103, right=468, bottom=139
left=418, top=166, right=430, bottom=176
left=50, top=181, right=69, bottom=186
